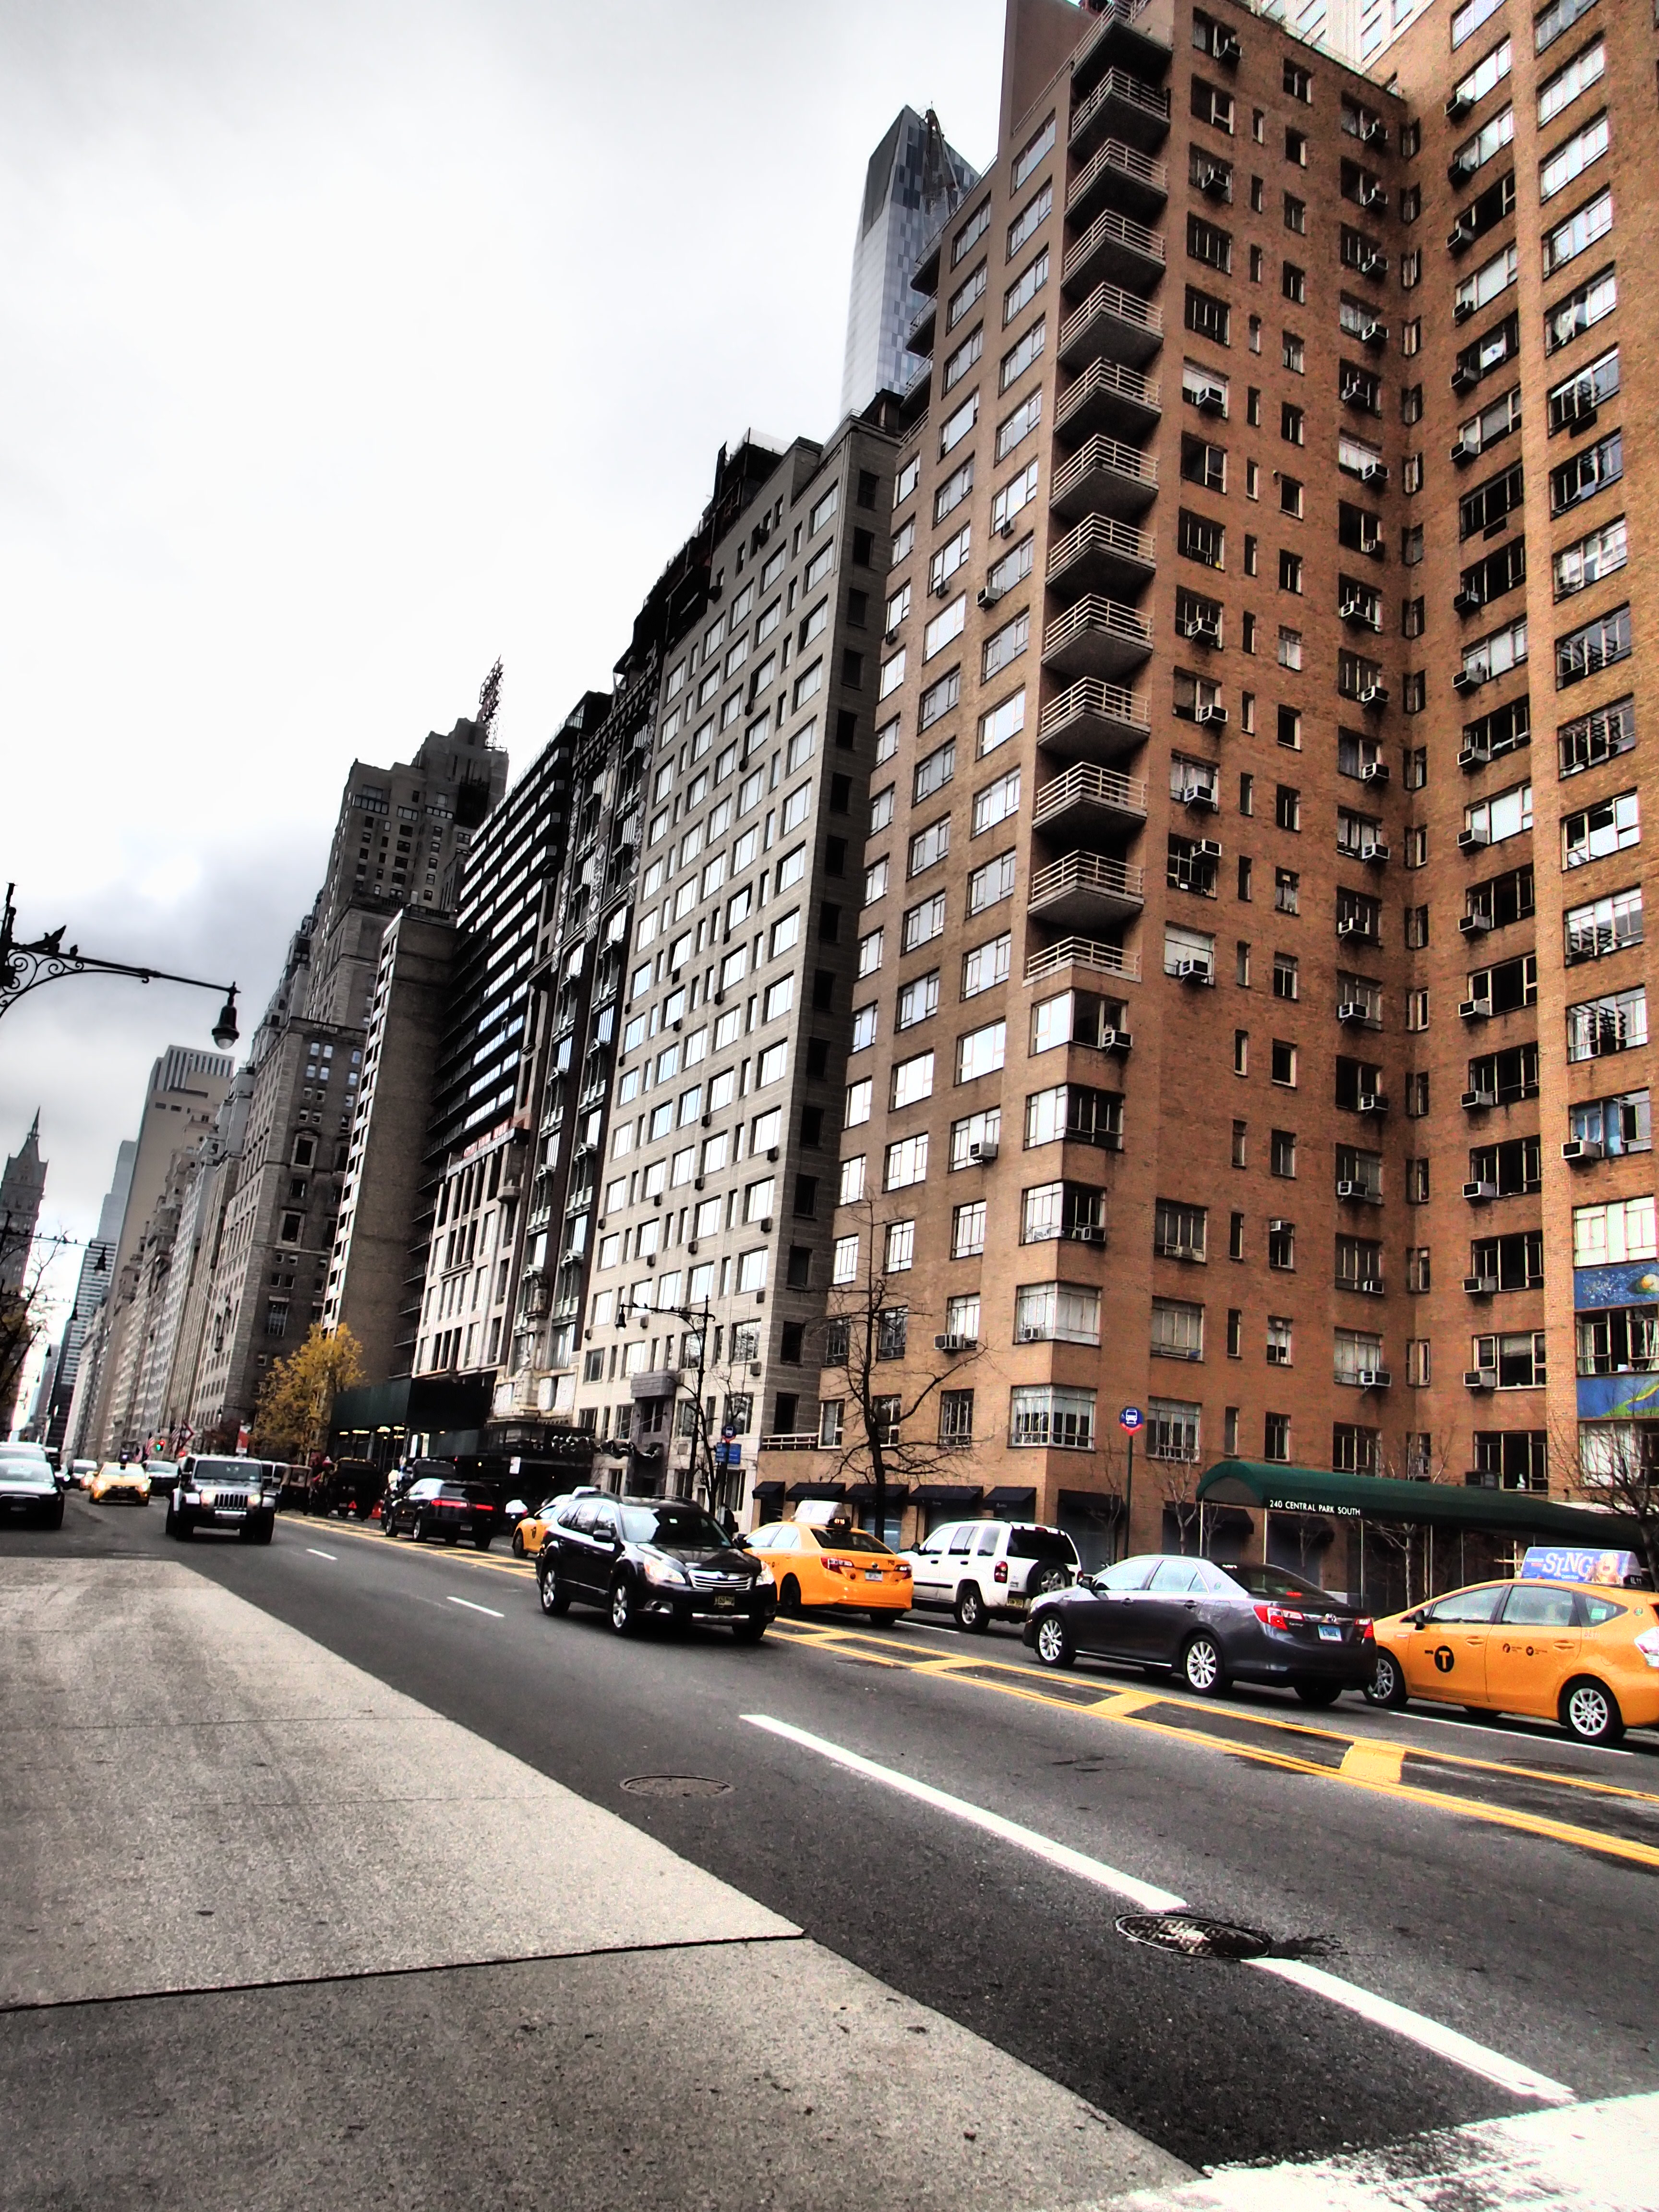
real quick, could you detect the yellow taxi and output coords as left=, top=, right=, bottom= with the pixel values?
left=510, top=1493, right=577, bottom=1560
left=1369, top=1573, right=1659, bottom=1744
left=89, top=1462, right=151, bottom=1506
left=746, top=1515, right=912, bottom=1623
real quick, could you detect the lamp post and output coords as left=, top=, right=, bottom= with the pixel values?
left=0, top=884, right=239, bottom=1048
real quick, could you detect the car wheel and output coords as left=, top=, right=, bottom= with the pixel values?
left=733, top=1615, right=768, bottom=1644
left=474, top=1532, right=492, bottom=1551
left=511, top=1528, right=526, bottom=1558
left=1034, top=1611, right=1075, bottom=1669
left=1027, top=1562, right=1068, bottom=1599
left=778, top=1575, right=801, bottom=1617
left=383, top=1515, right=398, bottom=1538
left=41, top=1498, right=64, bottom=1531
left=175, top=1510, right=193, bottom=1541
left=1560, top=1676, right=1624, bottom=1746
left=954, top=1583, right=989, bottom=1634
left=539, top=1570, right=570, bottom=1616
left=1364, top=1649, right=1409, bottom=1709
left=1180, top=1632, right=1228, bottom=1698
left=1292, top=1679, right=1344, bottom=1707
left=866, top=1609, right=899, bottom=1628
left=610, top=1577, right=641, bottom=1635
left=411, top=1514, right=426, bottom=1543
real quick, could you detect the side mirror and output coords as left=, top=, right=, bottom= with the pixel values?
left=731, top=1532, right=752, bottom=1550
left=505, top=1499, right=528, bottom=1519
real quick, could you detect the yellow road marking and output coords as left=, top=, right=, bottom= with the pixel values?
left=1340, top=1740, right=1406, bottom=1786
left=1089, top=1689, right=1163, bottom=1718
left=769, top=1620, right=1659, bottom=1874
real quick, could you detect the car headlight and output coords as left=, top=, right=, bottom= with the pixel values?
left=753, top=1563, right=775, bottom=1589
left=644, top=1555, right=689, bottom=1587
left=198, top=1488, right=216, bottom=1506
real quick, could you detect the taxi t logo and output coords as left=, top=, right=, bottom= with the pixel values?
left=1432, top=1645, right=1456, bottom=1674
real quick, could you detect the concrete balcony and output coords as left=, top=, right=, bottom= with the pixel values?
left=1047, top=511, right=1155, bottom=599
left=1059, top=279, right=1164, bottom=370
left=1034, top=760, right=1149, bottom=840
left=907, top=294, right=937, bottom=357
left=1038, top=675, right=1152, bottom=765
left=1029, top=851, right=1147, bottom=931
left=1070, top=66, right=1171, bottom=157
left=1056, top=358, right=1160, bottom=445
left=1051, top=434, right=1157, bottom=522
left=1063, top=204, right=1166, bottom=297
left=1067, top=135, right=1169, bottom=228
left=1024, top=935, right=1143, bottom=987
left=1071, top=0, right=1171, bottom=100
left=1042, top=592, right=1153, bottom=680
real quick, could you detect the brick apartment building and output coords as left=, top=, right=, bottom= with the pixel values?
left=777, top=0, right=1655, bottom=1576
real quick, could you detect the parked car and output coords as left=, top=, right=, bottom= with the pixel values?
left=902, top=1519, right=1078, bottom=1631
left=1025, top=1553, right=1377, bottom=1703
left=144, top=1460, right=180, bottom=1498
left=69, top=1460, right=98, bottom=1490
left=0, top=1445, right=63, bottom=1528
left=164, top=1455, right=278, bottom=1543
left=510, top=1489, right=592, bottom=1559
left=308, top=1458, right=383, bottom=1520
left=1369, top=1576, right=1659, bottom=1745
left=89, top=1462, right=151, bottom=1505
left=537, top=1492, right=775, bottom=1640
left=746, top=1516, right=910, bottom=1622
left=383, top=1476, right=499, bottom=1549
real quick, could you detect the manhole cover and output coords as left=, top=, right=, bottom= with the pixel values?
left=1116, top=1911, right=1272, bottom=1960
left=620, top=1774, right=732, bottom=1799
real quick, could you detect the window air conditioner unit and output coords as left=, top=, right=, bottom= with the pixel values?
left=1070, top=1224, right=1107, bottom=1244
left=883, top=625, right=902, bottom=644
left=1194, top=838, right=1223, bottom=858
left=1360, top=320, right=1387, bottom=351
left=976, top=584, right=1004, bottom=610
left=1464, top=1274, right=1499, bottom=1294
left=686, top=1241, right=698, bottom=1256
left=1457, top=744, right=1490, bottom=772
left=1454, top=298, right=1477, bottom=324
left=767, top=1145, right=780, bottom=1161
left=1463, top=1178, right=1498, bottom=1200
left=1460, top=1085, right=1497, bottom=1107
left=1175, top=958, right=1213, bottom=983
left=1450, top=436, right=1477, bottom=467
left=1359, top=841, right=1389, bottom=864
left=1445, top=89, right=1473, bottom=119
left=1196, top=384, right=1227, bottom=412
left=1340, top=378, right=1367, bottom=404
left=1336, top=1003, right=1369, bottom=1025
left=1335, top=916, right=1363, bottom=938
left=1360, top=761, right=1389, bottom=786
left=1182, top=618, right=1221, bottom=646
left=1214, top=29, right=1240, bottom=61
left=1103, top=1027, right=1132, bottom=1053
left=1448, top=220, right=1475, bottom=254
left=1268, top=1217, right=1290, bottom=1233
left=934, top=1333, right=976, bottom=1352
left=1357, top=1369, right=1390, bottom=1388
left=1464, top=1368, right=1498, bottom=1390
left=1179, top=780, right=1218, bottom=808
left=1335, top=1178, right=1362, bottom=1198
left=1360, top=118, right=1387, bottom=146
left=1453, top=666, right=1485, bottom=694
left=1339, top=596, right=1368, bottom=622
left=1562, top=1137, right=1603, bottom=1163
left=1358, top=252, right=1386, bottom=277
left=1451, top=364, right=1478, bottom=392
left=1456, top=826, right=1488, bottom=851
left=968, top=1139, right=998, bottom=1162
left=1359, top=184, right=1387, bottom=211
left=933, top=579, right=953, bottom=599
left=1358, top=1092, right=1387, bottom=1113
left=1195, top=704, right=1227, bottom=725
left=1197, top=164, right=1229, bottom=199
left=1359, top=533, right=1384, bottom=557
left=1459, top=914, right=1493, bottom=938
left=1459, top=997, right=1491, bottom=1020
left=1360, top=462, right=1388, bottom=488
left=1357, top=684, right=1388, bottom=707
left=1453, top=587, right=1480, bottom=616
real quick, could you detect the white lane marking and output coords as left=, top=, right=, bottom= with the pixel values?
left=742, top=1713, right=1182, bottom=1910
left=1249, top=1958, right=1573, bottom=2106
left=445, top=1595, right=504, bottom=1619
left=744, top=1713, right=1575, bottom=2107
left=1394, top=1707, right=1637, bottom=1759
left=306, top=1548, right=337, bottom=1562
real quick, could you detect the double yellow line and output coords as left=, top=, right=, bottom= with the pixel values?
left=770, top=1617, right=1659, bottom=1876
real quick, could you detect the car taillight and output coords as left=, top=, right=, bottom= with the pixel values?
left=1635, top=1626, right=1659, bottom=1669
left=1253, top=1601, right=1291, bottom=1632
left=994, top=1560, right=1008, bottom=1583
left=823, top=1556, right=849, bottom=1574
left=1358, top=1617, right=1374, bottom=1642
left=897, top=1563, right=912, bottom=1578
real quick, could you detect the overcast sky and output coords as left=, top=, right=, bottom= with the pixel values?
left=0, top=0, right=1010, bottom=1363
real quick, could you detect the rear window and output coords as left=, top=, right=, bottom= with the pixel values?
left=814, top=1527, right=890, bottom=1554
left=1423, top=1585, right=1506, bottom=1624
left=1008, top=1527, right=1077, bottom=1564
left=1582, top=1596, right=1628, bottom=1626
left=1222, top=1563, right=1336, bottom=1605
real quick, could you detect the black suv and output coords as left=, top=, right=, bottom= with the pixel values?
left=537, top=1493, right=775, bottom=1641
left=308, top=1458, right=384, bottom=1520
left=383, top=1476, right=499, bottom=1550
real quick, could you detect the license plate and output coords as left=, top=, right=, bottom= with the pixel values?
left=713, top=1593, right=735, bottom=1610
left=864, top=1569, right=883, bottom=1582
left=1319, top=1623, right=1342, bottom=1641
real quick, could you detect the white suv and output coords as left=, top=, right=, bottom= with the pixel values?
left=902, top=1520, right=1079, bottom=1631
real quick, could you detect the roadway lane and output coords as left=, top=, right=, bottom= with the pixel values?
left=19, top=1497, right=1659, bottom=2171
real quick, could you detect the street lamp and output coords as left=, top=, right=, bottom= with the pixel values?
left=0, top=883, right=239, bottom=1048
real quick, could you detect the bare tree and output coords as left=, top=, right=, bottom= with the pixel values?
left=0, top=1223, right=69, bottom=1439
left=1366, top=1429, right=1458, bottom=1609
left=817, top=1198, right=981, bottom=1539
left=1548, top=1411, right=1659, bottom=1591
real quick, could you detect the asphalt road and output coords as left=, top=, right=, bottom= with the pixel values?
left=15, top=1496, right=1659, bottom=2173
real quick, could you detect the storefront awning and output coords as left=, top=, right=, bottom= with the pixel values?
left=985, top=1486, right=1036, bottom=1508
left=1197, top=1458, right=1645, bottom=1545
left=752, top=1480, right=785, bottom=1501
left=844, top=1482, right=910, bottom=1503
left=786, top=1481, right=847, bottom=1502
left=910, top=1483, right=983, bottom=1506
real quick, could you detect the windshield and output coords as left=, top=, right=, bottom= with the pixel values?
left=1221, top=1563, right=1340, bottom=1605
left=621, top=1503, right=729, bottom=1551
left=1009, top=1527, right=1077, bottom=1563
left=810, top=1527, right=891, bottom=1554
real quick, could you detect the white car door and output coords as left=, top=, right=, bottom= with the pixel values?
left=910, top=1526, right=955, bottom=1604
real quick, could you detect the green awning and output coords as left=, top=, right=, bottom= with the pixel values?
left=1197, top=1458, right=1646, bottom=1546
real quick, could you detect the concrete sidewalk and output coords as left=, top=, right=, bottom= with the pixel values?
left=0, top=1556, right=1188, bottom=2210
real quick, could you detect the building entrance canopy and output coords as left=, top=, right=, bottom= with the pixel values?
left=1197, top=1459, right=1645, bottom=1550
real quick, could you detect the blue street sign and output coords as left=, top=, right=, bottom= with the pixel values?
left=1119, top=1406, right=1143, bottom=1432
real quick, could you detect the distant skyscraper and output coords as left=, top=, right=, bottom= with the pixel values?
left=841, top=107, right=978, bottom=418
left=0, top=1111, right=48, bottom=1436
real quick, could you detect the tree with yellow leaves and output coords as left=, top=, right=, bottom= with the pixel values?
left=251, top=1323, right=364, bottom=1463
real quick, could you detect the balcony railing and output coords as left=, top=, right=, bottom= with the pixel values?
left=1063, top=204, right=1166, bottom=295
left=1067, top=135, right=1169, bottom=227
left=1051, top=434, right=1158, bottom=522
left=1042, top=592, right=1153, bottom=679
left=758, top=1431, right=820, bottom=1453
left=1071, top=0, right=1169, bottom=99
left=1038, top=674, right=1153, bottom=763
left=1034, top=759, right=1149, bottom=833
left=1070, top=66, right=1171, bottom=156
left=1047, top=511, right=1155, bottom=598
left=1029, top=850, right=1147, bottom=929
left=1025, top=936, right=1142, bottom=986
left=1059, top=279, right=1165, bottom=369
left=1056, top=357, right=1160, bottom=443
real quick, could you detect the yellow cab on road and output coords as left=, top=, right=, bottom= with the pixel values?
left=1368, top=1547, right=1659, bottom=1744
left=89, top=1462, right=151, bottom=1506
left=510, top=1486, right=593, bottom=1559
left=746, top=1503, right=912, bottom=1623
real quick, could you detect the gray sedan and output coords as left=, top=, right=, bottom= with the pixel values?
left=1023, top=1553, right=1376, bottom=1704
